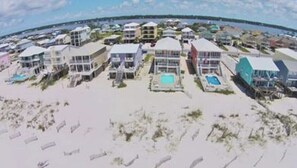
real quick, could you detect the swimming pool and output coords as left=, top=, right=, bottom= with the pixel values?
left=206, top=75, right=221, bottom=85
left=160, top=74, right=174, bottom=84
left=11, top=74, right=28, bottom=82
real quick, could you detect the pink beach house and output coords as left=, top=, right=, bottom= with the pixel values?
left=0, top=52, right=10, bottom=70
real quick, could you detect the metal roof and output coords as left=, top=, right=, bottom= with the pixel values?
left=191, top=38, right=223, bottom=52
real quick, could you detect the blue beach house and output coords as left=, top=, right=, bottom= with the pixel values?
left=236, top=56, right=279, bottom=88
left=274, top=60, right=297, bottom=88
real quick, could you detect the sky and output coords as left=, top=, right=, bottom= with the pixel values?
left=0, top=0, right=297, bottom=36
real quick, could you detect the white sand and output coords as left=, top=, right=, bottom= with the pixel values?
left=0, top=59, right=297, bottom=168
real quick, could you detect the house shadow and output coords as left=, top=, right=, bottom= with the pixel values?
left=185, top=59, right=196, bottom=75
left=148, top=59, right=155, bottom=74
left=231, top=76, right=255, bottom=99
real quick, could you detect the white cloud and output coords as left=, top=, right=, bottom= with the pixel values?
left=0, top=0, right=68, bottom=18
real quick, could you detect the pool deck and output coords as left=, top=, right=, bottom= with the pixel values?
left=200, top=74, right=232, bottom=92
left=151, top=73, right=183, bottom=91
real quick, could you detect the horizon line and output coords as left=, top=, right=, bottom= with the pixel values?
left=1, top=14, right=297, bottom=38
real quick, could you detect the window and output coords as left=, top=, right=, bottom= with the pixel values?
left=77, top=65, right=83, bottom=72
left=84, top=65, right=90, bottom=71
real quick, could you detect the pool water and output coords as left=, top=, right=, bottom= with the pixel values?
left=160, top=74, right=174, bottom=84
left=206, top=75, right=221, bottom=85
left=11, top=74, right=28, bottom=82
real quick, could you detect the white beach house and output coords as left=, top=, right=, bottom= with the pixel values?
left=70, top=26, right=91, bottom=46
left=191, top=38, right=223, bottom=76
left=154, top=37, right=182, bottom=74
left=123, top=22, right=141, bottom=43
left=69, top=41, right=108, bottom=81
left=44, top=45, right=71, bottom=71
left=162, top=28, right=176, bottom=39
left=18, top=46, right=46, bottom=74
left=181, top=27, right=195, bottom=43
left=109, top=44, right=142, bottom=79
left=55, top=34, right=71, bottom=45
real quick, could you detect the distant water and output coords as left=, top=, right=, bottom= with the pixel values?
left=19, top=18, right=288, bottom=38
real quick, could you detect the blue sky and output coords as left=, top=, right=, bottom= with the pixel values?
left=0, top=0, right=297, bottom=36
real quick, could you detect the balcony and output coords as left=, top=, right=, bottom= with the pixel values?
left=155, top=54, right=180, bottom=59
left=125, top=57, right=134, bottom=62
left=156, top=62, right=179, bottom=67
left=199, top=64, right=220, bottom=68
left=69, top=59, right=91, bottom=64
left=111, top=57, right=121, bottom=62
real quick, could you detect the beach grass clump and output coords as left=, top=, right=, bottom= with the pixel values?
left=194, top=78, right=203, bottom=90
left=214, top=89, right=235, bottom=95
left=186, top=109, right=203, bottom=121
left=41, top=79, right=56, bottom=91
left=64, top=101, right=69, bottom=106
left=144, top=54, right=153, bottom=63
left=152, top=125, right=164, bottom=142
left=29, top=76, right=37, bottom=81
left=219, top=45, right=228, bottom=51
left=112, top=157, right=123, bottom=166
left=117, top=82, right=127, bottom=88
left=238, top=46, right=250, bottom=53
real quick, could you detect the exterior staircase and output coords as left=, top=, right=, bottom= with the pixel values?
left=114, top=62, right=124, bottom=85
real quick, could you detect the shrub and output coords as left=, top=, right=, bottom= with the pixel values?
left=117, top=82, right=127, bottom=88
left=194, top=78, right=203, bottom=90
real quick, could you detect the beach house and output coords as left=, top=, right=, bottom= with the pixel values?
left=162, top=28, right=176, bottom=39
left=210, top=25, right=220, bottom=33
left=109, top=44, right=142, bottom=79
left=69, top=41, right=108, bottom=81
left=123, top=22, right=141, bottom=43
left=181, top=27, right=195, bottom=43
left=104, top=35, right=121, bottom=45
left=142, top=22, right=158, bottom=43
left=151, top=37, right=183, bottom=91
left=191, top=38, right=223, bottom=76
left=44, top=45, right=71, bottom=71
left=274, top=60, right=297, bottom=89
left=0, top=43, right=11, bottom=52
left=274, top=48, right=297, bottom=61
left=235, top=56, right=279, bottom=88
left=55, top=34, right=71, bottom=45
left=18, top=46, right=46, bottom=74
left=215, top=31, right=232, bottom=46
left=154, top=37, right=181, bottom=74
left=241, top=34, right=257, bottom=48
left=199, top=31, right=214, bottom=41
left=16, top=39, right=34, bottom=52
left=0, top=52, right=10, bottom=71
left=70, top=26, right=91, bottom=46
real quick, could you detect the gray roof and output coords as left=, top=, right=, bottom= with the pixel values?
left=45, top=45, right=69, bottom=52
left=55, top=34, right=68, bottom=40
left=154, top=37, right=181, bottom=51
left=191, top=38, right=223, bottom=52
left=17, top=39, right=32, bottom=46
left=110, top=44, right=140, bottom=54
left=142, top=22, right=158, bottom=27
left=104, top=35, right=121, bottom=40
left=69, top=41, right=106, bottom=56
left=182, top=27, right=193, bottom=33
left=163, top=28, right=176, bottom=34
left=276, top=48, right=297, bottom=61
left=19, top=46, right=46, bottom=57
left=245, top=56, right=279, bottom=71
left=278, top=60, right=297, bottom=72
